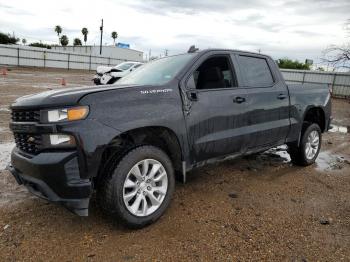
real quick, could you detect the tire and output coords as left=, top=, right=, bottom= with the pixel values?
left=288, top=123, right=322, bottom=166
left=97, top=145, right=175, bottom=228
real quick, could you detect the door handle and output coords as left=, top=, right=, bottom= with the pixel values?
left=277, top=94, right=287, bottom=100
left=233, top=96, right=246, bottom=103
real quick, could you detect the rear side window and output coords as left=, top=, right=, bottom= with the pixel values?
left=238, top=56, right=274, bottom=87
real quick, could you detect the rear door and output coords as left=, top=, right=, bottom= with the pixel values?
left=235, top=54, right=290, bottom=150
left=182, top=52, right=249, bottom=163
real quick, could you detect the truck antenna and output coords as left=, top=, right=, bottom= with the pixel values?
left=187, top=45, right=199, bottom=53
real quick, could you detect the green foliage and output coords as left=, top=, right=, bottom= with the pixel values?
left=29, top=42, right=52, bottom=49
left=73, top=38, right=82, bottom=46
left=111, top=31, right=118, bottom=44
left=22, top=38, right=27, bottom=45
left=81, top=28, right=88, bottom=44
left=60, top=35, right=69, bottom=46
left=277, top=58, right=310, bottom=70
left=54, top=25, right=62, bottom=36
left=54, top=25, right=62, bottom=45
left=0, top=32, right=19, bottom=44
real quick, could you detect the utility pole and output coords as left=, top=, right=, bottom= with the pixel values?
left=149, top=49, right=151, bottom=61
left=164, top=49, right=169, bottom=56
left=99, top=19, right=104, bottom=55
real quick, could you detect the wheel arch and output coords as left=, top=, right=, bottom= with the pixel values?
left=95, top=126, right=184, bottom=185
left=302, top=106, right=326, bottom=132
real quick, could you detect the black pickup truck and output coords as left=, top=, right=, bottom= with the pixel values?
left=8, top=49, right=331, bottom=228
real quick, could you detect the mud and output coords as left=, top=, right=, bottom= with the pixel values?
left=0, top=67, right=350, bottom=261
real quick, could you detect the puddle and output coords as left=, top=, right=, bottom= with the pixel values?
left=0, top=143, right=15, bottom=170
left=329, top=125, right=348, bottom=134
left=264, top=145, right=291, bottom=163
left=316, top=150, right=349, bottom=172
left=0, top=143, right=32, bottom=206
left=243, top=145, right=291, bottom=171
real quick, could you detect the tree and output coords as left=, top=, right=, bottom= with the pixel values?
left=111, top=31, right=118, bottom=45
left=0, top=32, right=19, bottom=44
left=73, top=38, right=82, bottom=46
left=54, top=25, right=62, bottom=45
left=322, top=19, right=350, bottom=70
left=81, top=28, right=88, bottom=45
left=22, top=38, right=27, bottom=45
left=60, top=35, right=69, bottom=46
left=277, top=58, right=310, bottom=70
left=323, top=44, right=350, bottom=70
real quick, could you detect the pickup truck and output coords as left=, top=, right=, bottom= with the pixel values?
left=8, top=49, right=331, bottom=228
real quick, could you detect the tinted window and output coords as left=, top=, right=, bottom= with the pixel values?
left=116, top=63, right=135, bottom=71
left=238, top=56, right=274, bottom=87
left=193, top=56, right=236, bottom=90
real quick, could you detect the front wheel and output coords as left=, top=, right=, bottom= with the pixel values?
left=98, top=145, right=175, bottom=228
left=288, top=123, right=322, bottom=166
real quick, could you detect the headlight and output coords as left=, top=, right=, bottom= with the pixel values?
left=46, top=106, right=89, bottom=123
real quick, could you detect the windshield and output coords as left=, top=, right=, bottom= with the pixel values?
left=117, top=54, right=195, bottom=85
left=115, top=62, right=136, bottom=71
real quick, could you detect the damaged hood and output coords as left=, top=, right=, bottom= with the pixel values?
left=11, top=84, right=140, bottom=109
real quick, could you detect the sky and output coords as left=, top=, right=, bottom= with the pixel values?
left=0, top=0, right=349, bottom=64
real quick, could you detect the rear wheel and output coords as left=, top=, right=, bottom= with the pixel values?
left=288, top=123, right=322, bottom=166
left=98, top=145, right=175, bottom=228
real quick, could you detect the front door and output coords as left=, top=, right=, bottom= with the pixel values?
left=183, top=54, right=249, bottom=163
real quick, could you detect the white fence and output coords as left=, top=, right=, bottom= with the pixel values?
left=281, top=69, right=350, bottom=98
left=0, top=44, right=137, bottom=71
left=1, top=44, right=349, bottom=98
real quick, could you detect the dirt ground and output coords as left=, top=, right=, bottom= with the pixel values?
left=0, top=67, right=349, bottom=262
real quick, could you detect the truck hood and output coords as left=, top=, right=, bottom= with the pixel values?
left=11, top=84, right=139, bottom=109
left=96, top=66, right=113, bottom=74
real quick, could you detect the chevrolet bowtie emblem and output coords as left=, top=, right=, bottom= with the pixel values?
left=27, top=136, right=35, bottom=143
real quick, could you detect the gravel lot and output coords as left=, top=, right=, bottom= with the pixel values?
left=0, top=67, right=349, bottom=261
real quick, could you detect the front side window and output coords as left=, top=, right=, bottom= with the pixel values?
left=237, top=56, right=274, bottom=87
left=115, top=62, right=135, bottom=71
left=192, top=56, right=236, bottom=90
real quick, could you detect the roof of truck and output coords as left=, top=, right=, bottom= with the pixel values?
left=193, top=48, right=272, bottom=58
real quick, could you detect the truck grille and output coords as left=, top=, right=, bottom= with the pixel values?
left=13, top=133, right=42, bottom=155
left=11, top=109, right=40, bottom=122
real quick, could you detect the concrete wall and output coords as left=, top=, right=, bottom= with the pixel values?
left=281, top=69, right=350, bottom=98
left=51, top=45, right=143, bottom=62
left=0, top=44, right=143, bottom=70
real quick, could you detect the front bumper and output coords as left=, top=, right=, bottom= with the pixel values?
left=8, top=148, right=92, bottom=216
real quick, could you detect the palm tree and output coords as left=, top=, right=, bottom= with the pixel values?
left=22, top=38, right=27, bottom=45
left=81, top=28, right=88, bottom=45
left=60, top=35, right=69, bottom=46
left=54, top=25, right=62, bottom=45
left=111, top=31, right=118, bottom=45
